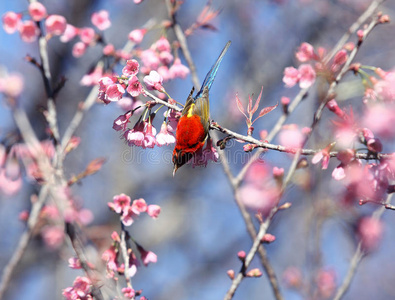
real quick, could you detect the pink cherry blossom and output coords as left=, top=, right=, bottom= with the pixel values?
left=141, top=49, right=161, bottom=71
left=109, top=193, right=131, bottom=214
left=60, top=24, right=78, bottom=43
left=363, top=104, right=395, bottom=138
left=103, top=43, right=115, bottom=55
left=45, top=15, right=67, bottom=35
left=157, top=65, right=171, bottom=81
left=295, top=42, right=316, bottom=62
left=79, top=27, right=95, bottom=44
left=80, top=65, right=103, bottom=86
left=169, top=58, right=190, bottom=79
left=239, top=183, right=279, bottom=216
left=28, top=2, right=47, bottom=22
left=298, top=64, right=316, bottom=88
left=159, top=51, right=174, bottom=66
left=278, top=124, right=304, bottom=151
left=122, top=59, right=140, bottom=77
left=156, top=122, right=176, bottom=146
left=122, top=206, right=136, bottom=226
left=91, top=10, right=111, bottom=31
left=122, top=287, right=135, bottom=299
left=139, top=248, right=157, bottom=266
left=41, top=226, right=65, bottom=249
left=102, top=245, right=118, bottom=275
left=155, top=36, right=171, bottom=52
left=72, top=276, right=92, bottom=298
left=283, top=267, right=302, bottom=288
left=332, top=163, right=346, bottom=180
left=113, top=111, right=132, bottom=132
left=128, top=28, right=146, bottom=44
left=283, top=66, right=299, bottom=88
left=18, top=20, right=39, bottom=43
left=0, top=73, right=24, bottom=98
left=72, top=41, right=87, bottom=57
left=131, top=198, right=148, bottom=214
left=191, top=138, right=218, bottom=167
left=126, top=76, right=143, bottom=97
left=143, top=70, right=164, bottom=91
left=142, top=123, right=156, bottom=149
left=0, top=169, right=22, bottom=196
left=68, top=257, right=82, bottom=269
left=165, top=109, right=180, bottom=132
left=358, top=217, right=383, bottom=252
left=147, top=204, right=161, bottom=219
left=105, top=83, right=125, bottom=102
left=2, top=12, right=22, bottom=34
left=316, top=269, right=336, bottom=298
left=124, top=123, right=145, bottom=147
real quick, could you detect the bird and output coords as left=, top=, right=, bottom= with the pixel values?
left=172, top=41, right=231, bottom=176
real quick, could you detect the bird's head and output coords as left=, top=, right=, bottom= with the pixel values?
left=172, top=149, right=193, bottom=176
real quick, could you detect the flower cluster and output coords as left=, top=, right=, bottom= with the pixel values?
left=108, top=193, right=160, bottom=227
left=62, top=276, right=93, bottom=300
left=100, top=193, right=159, bottom=298
left=282, top=42, right=350, bottom=89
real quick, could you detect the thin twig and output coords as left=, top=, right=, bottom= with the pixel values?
left=165, top=0, right=200, bottom=89
left=224, top=208, right=278, bottom=300
left=333, top=193, right=392, bottom=300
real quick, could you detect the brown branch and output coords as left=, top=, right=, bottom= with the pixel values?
left=224, top=208, right=278, bottom=300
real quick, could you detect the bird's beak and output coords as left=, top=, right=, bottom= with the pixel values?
left=173, top=165, right=178, bottom=177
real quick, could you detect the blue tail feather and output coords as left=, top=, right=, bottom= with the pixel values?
left=195, top=41, right=231, bottom=100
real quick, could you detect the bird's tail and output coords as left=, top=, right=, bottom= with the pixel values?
left=195, top=41, right=231, bottom=99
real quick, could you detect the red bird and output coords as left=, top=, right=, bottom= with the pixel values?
left=172, top=41, right=231, bottom=175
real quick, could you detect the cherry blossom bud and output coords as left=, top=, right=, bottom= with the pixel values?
left=237, top=251, right=246, bottom=261
left=278, top=202, right=292, bottom=210
left=281, top=96, right=290, bottom=114
left=227, top=269, right=235, bottom=280
left=246, top=268, right=262, bottom=278
left=261, top=233, right=276, bottom=243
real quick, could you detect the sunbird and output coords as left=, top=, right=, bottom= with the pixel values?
left=172, top=41, right=231, bottom=176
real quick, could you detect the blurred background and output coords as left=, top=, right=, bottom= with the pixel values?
left=1, top=0, right=395, bottom=299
